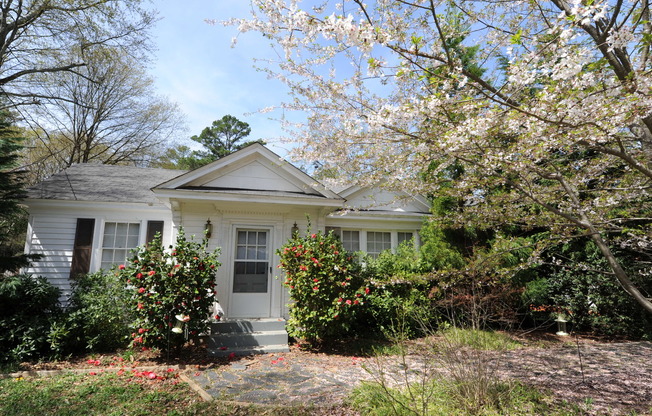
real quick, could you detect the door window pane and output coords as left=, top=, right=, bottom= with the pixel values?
left=234, top=230, right=269, bottom=293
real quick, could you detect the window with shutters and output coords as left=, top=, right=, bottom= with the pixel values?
left=101, top=222, right=140, bottom=270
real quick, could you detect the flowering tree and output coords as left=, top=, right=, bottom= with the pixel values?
left=117, top=229, right=220, bottom=352
left=226, top=0, right=652, bottom=312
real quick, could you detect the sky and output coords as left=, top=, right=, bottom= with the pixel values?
left=148, top=1, right=295, bottom=157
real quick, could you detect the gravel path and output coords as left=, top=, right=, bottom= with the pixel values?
left=188, top=340, right=652, bottom=415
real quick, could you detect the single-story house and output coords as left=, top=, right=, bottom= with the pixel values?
left=24, top=143, right=429, bottom=319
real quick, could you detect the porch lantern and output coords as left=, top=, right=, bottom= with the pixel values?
left=204, top=219, right=213, bottom=239
left=291, top=222, right=299, bottom=237
left=555, top=314, right=569, bottom=336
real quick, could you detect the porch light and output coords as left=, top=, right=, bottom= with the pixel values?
left=291, top=222, right=299, bottom=236
left=555, top=314, right=569, bottom=336
left=204, top=219, right=213, bottom=238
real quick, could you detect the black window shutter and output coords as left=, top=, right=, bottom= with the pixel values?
left=146, top=221, right=164, bottom=245
left=69, top=218, right=95, bottom=278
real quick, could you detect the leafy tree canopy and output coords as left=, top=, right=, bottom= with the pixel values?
left=230, top=0, right=652, bottom=312
left=154, top=115, right=265, bottom=170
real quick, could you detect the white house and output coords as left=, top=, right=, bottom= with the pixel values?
left=24, top=144, right=429, bottom=319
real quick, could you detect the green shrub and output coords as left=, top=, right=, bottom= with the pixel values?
left=115, top=229, right=220, bottom=352
left=278, top=229, right=368, bottom=343
left=527, top=239, right=652, bottom=338
left=360, top=280, right=435, bottom=339
left=0, top=274, right=63, bottom=363
left=64, top=271, right=134, bottom=353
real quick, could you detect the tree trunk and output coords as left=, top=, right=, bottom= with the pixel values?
left=589, top=231, right=652, bottom=314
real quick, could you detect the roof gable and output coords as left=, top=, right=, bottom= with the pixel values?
left=340, top=185, right=430, bottom=213
left=155, top=143, right=341, bottom=199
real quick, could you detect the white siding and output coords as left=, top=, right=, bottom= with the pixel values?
left=25, top=215, right=77, bottom=299
left=193, top=161, right=307, bottom=193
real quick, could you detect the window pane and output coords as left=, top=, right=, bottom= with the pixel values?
left=342, top=230, right=360, bottom=252
left=398, top=232, right=413, bottom=244
left=237, top=231, right=246, bottom=244
left=247, top=232, right=256, bottom=244
left=258, top=232, right=266, bottom=245
left=236, top=246, right=246, bottom=259
left=367, top=232, right=391, bottom=258
left=101, top=222, right=140, bottom=270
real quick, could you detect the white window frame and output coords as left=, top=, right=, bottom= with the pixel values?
left=366, top=231, right=392, bottom=258
left=99, top=221, right=143, bottom=270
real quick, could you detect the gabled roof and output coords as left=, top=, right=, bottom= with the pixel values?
left=27, top=164, right=185, bottom=204
left=152, top=143, right=343, bottom=203
left=338, top=185, right=431, bottom=214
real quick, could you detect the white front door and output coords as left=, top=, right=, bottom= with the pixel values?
left=228, top=228, right=272, bottom=318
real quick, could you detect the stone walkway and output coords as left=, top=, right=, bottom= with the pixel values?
left=188, top=341, right=652, bottom=415
left=189, top=352, right=371, bottom=406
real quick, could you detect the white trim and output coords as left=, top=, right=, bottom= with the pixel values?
left=152, top=188, right=344, bottom=207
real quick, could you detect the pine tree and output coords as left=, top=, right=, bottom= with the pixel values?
left=0, top=112, right=34, bottom=274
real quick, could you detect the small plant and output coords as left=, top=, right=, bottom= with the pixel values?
left=116, top=229, right=220, bottom=353
left=278, top=228, right=368, bottom=343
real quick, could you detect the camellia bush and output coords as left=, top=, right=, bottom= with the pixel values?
left=278, top=230, right=368, bottom=343
left=116, top=229, right=220, bottom=352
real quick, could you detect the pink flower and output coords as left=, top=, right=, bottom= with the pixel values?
left=89, top=371, right=97, bottom=375
left=346, top=299, right=352, bottom=305
left=354, top=299, right=360, bottom=305
left=137, top=303, right=144, bottom=309
left=313, top=286, right=319, bottom=291
left=299, top=265, right=308, bottom=271
left=147, top=372, right=157, bottom=380
left=118, top=264, right=125, bottom=270
left=136, top=273, right=143, bottom=279
left=311, top=234, right=316, bottom=238
left=365, top=287, right=370, bottom=295
left=313, top=278, right=319, bottom=283
left=138, top=287, right=146, bottom=294
left=138, top=328, right=146, bottom=334
left=148, top=270, right=155, bottom=276
left=228, top=352, right=236, bottom=360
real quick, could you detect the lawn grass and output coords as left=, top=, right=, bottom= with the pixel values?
left=348, top=378, right=584, bottom=416
left=0, top=371, right=204, bottom=416
left=438, top=327, right=523, bottom=351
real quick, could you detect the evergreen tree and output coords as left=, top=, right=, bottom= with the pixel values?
left=0, top=113, right=35, bottom=274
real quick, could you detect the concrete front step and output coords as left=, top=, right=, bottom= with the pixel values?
left=208, top=318, right=289, bottom=357
left=210, top=318, right=287, bottom=334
